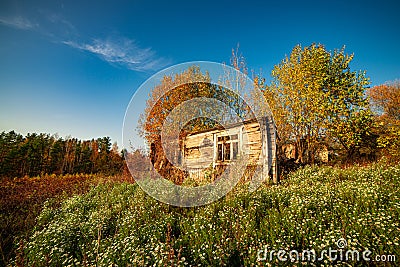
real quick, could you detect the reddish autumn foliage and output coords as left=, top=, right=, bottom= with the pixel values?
left=0, top=174, right=132, bottom=266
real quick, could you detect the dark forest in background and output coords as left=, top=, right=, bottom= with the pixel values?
left=0, top=131, right=124, bottom=178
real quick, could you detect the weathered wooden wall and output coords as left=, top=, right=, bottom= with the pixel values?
left=183, top=131, right=215, bottom=169
left=182, top=117, right=277, bottom=183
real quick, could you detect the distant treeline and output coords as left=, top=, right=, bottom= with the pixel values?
left=0, top=131, right=124, bottom=178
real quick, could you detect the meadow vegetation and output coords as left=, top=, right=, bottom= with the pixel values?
left=13, top=161, right=400, bottom=266
left=0, top=174, right=132, bottom=266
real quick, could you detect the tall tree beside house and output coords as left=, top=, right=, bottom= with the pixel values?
left=139, top=48, right=254, bottom=151
left=138, top=67, right=218, bottom=183
left=222, top=44, right=251, bottom=120
left=258, top=77, right=292, bottom=152
left=139, top=66, right=215, bottom=145
left=322, top=46, right=372, bottom=159
left=263, top=43, right=371, bottom=163
left=138, top=53, right=254, bottom=183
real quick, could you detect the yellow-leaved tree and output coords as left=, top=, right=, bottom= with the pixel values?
left=261, top=43, right=371, bottom=163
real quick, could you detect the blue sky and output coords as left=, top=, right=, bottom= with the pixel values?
left=1, top=0, right=399, bottom=147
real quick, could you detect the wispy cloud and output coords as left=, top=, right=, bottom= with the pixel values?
left=1, top=12, right=169, bottom=72
left=0, top=16, right=37, bottom=30
left=63, top=38, right=169, bottom=72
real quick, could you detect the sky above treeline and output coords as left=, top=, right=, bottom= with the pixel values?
left=1, top=0, right=399, bottom=147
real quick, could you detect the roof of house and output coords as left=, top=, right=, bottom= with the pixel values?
left=185, top=117, right=266, bottom=136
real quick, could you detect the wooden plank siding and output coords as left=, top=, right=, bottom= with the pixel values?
left=182, top=117, right=278, bottom=183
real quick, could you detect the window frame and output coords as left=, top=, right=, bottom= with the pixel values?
left=216, top=133, right=239, bottom=162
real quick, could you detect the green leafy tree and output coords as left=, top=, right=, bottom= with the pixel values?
left=264, top=43, right=371, bottom=162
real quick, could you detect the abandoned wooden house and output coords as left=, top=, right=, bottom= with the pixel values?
left=181, top=117, right=278, bottom=183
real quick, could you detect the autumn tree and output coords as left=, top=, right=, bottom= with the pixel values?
left=369, top=80, right=400, bottom=120
left=138, top=67, right=210, bottom=183
left=140, top=67, right=212, bottom=145
left=368, top=80, right=400, bottom=159
left=138, top=51, right=255, bottom=183
left=140, top=67, right=223, bottom=182
left=262, top=43, right=371, bottom=163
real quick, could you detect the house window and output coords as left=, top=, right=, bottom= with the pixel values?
left=224, top=142, right=230, bottom=160
left=217, top=134, right=239, bottom=162
left=217, top=143, right=223, bottom=161
left=232, top=141, right=238, bottom=159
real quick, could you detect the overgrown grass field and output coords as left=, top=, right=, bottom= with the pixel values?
left=11, top=162, right=399, bottom=266
left=0, top=173, right=133, bottom=266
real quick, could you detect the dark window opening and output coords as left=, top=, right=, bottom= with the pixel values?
left=232, top=142, right=238, bottom=159
left=217, top=134, right=239, bottom=162
left=224, top=143, right=230, bottom=161
left=218, top=143, right=223, bottom=161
